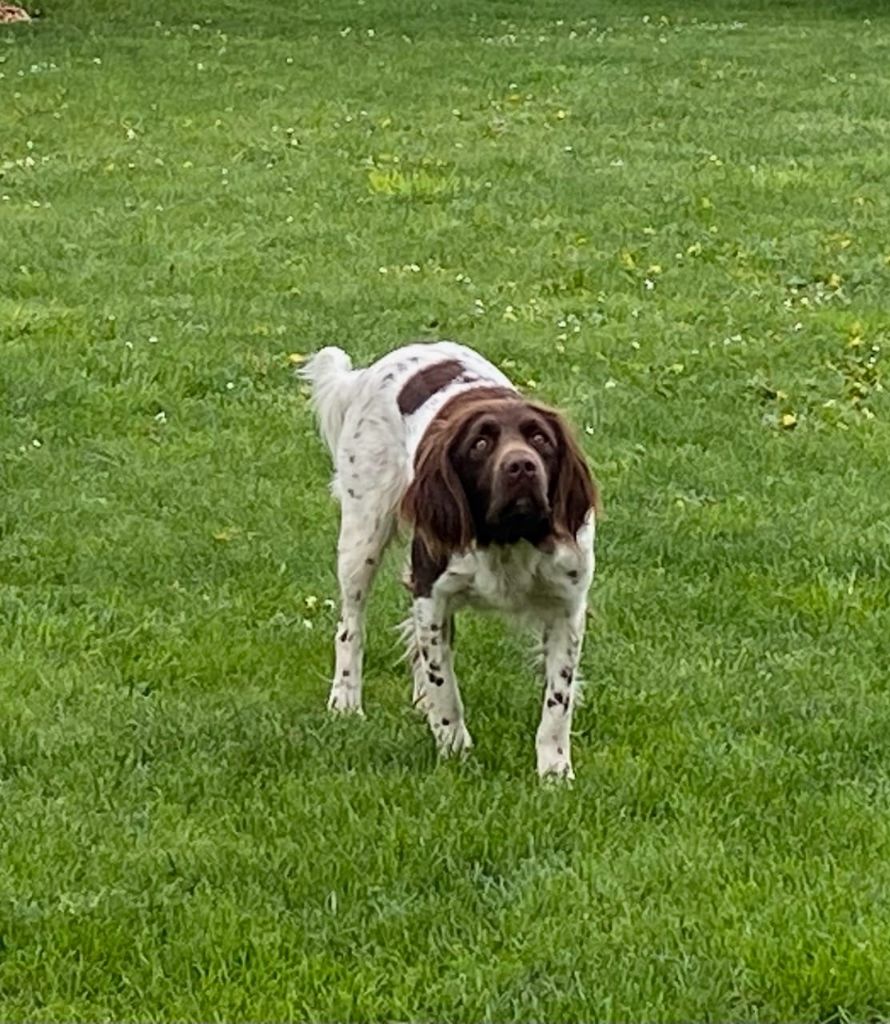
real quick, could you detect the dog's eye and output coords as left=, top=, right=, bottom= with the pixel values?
left=530, top=432, right=549, bottom=448
left=472, top=437, right=490, bottom=453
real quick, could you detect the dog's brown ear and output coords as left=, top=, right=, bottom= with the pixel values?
left=539, top=407, right=598, bottom=540
left=401, top=418, right=474, bottom=559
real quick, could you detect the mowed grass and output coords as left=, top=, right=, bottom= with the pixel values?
left=2, top=0, right=890, bottom=1019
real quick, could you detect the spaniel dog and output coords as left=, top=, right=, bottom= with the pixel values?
left=301, top=341, right=598, bottom=779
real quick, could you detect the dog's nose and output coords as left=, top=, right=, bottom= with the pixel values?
left=504, top=454, right=539, bottom=479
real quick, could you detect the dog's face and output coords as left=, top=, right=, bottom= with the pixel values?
left=403, top=389, right=597, bottom=556
left=450, top=402, right=558, bottom=545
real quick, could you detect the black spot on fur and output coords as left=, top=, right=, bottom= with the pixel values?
left=560, top=666, right=573, bottom=681
left=441, top=717, right=450, bottom=726
left=421, top=647, right=428, bottom=659
left=429, top=661, right=440, bottom=672
left=429, top=674, right=444, bottom=686
left=342, top=669, right=350, bottom=677
left=348, top=454, right=356, bottom=464
left=557, top=747, right=564, bottom=756
left=547, top=697, right=559, bottom=709
left=339, top=630, right=350, bottom=643
left=567, top=569, right=579, bottom=582
left=365, top=557, right=375, bottom=565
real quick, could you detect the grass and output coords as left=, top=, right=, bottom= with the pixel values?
left=2, top=0, right=890, bottom=1019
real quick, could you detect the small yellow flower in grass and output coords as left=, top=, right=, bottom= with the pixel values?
left=827, top=272, right=842, bottom=290
left=305, top=595, right=318, bottom=610
left=853, top=195, right=866, bottom=206
left=847, top=321, right=864, bottom=347
left=780, top=412, right=798, bottom=430
left=213, top=527, right=241, bottom=542
left=700, top=196, right=713, bottom=210
left=646, top=264, right=662, bottom=276
left=288, top=352, right=307, bottom=366
left=619, top=250, right=636, bottom=270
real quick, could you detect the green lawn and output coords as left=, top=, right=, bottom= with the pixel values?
left=3, top=0, right=890, bottom=1019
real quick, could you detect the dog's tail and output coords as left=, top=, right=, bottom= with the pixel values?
left=299, top=346, right=362, bottom=457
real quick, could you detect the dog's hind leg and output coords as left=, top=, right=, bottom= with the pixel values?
left=327, top=495, right=396, bottom=714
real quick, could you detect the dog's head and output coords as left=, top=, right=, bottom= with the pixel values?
left=402, top=388, right=597, bottom=557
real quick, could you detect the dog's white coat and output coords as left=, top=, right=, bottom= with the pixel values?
left=301, top=341, right=595, bottom=779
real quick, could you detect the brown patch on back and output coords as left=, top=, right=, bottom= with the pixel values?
left=397, top=359, right=466, bottom=416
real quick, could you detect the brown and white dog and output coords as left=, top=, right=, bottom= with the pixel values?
left=301, top=341, right=598, bottom=779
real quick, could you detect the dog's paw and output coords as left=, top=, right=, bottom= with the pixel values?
left=327, top=684, right=364, bottom=716
left=432, top=717, right=473, bottom=758
left=536, top=744, right=574, bottom=782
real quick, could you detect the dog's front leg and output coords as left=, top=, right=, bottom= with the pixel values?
left=536, top=605, right=585, bottom=780
left=413, top=595, right=471, bottom=757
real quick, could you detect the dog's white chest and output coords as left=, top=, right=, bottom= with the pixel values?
left=439, top=526, right=594, bottom=621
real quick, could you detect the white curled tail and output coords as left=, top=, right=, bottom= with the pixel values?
left=299, top=346, right=360, bottom=457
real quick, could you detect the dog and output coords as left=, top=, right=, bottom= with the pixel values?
left=301, top=340, right=598, bottom=779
